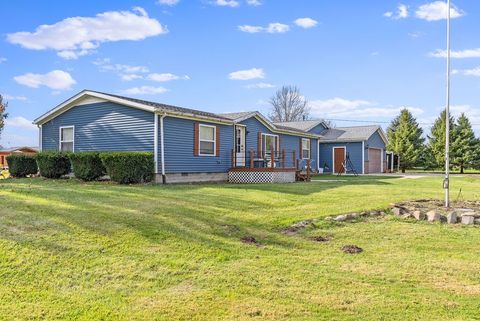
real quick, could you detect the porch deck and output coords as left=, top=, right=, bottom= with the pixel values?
left=228, top=149, right=311, bottom=183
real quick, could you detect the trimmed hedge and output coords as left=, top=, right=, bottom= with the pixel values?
left=69, top=152, right=106, bottom=181
left=6, top=154, right=38, bottom=177
left=36, top=152, right=71, bottom=179
left=100, top=152, right=154, bottom=184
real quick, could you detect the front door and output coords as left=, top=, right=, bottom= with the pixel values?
left=235, top=126, right=246, bottom=167
left=333, top=147, right=346, bottom=174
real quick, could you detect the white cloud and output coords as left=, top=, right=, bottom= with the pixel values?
left=5, top=116, right=37, bottom=131
left=229, top=68, right=265, bottom=80
left=120, top=86, right=169, bottom=95
left=309, top=97, right=424, bottom=119
left=7, top=8, right=167, bottom=59
left=453, top=66, right=480, bottom=77
left=238, top=23, right=290, bottom=34
left=409, top=31, right=425, bottom=39
left=384, top=4, right=409, bottom=19
left=245, top=82, right=275, bottom=89
left=157, top=0, right=180, bottom=5
left=93, top=58, right=150, bottom=81
left=0, top=57, right=7, bottom=64
left=429, top=48, right=480, bottom=59
left=294, top=18, right=318, bottom=29
left=212, top=0, right=239, bottom=7
left=415, top=1, right=464, bottom=21
left=147, top=73, right=190, bottom=82
left=121, top=74, right=143, bottom=81
left=3, top=94, right=28, bottom=101
left=246, top=0, right=261, bottom=6
left=14, top=70, right=76, bottom=90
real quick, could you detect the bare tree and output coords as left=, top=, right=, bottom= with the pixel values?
left=269, top=85, right=309, bottom=122
left=0, top=95, right=8, bottom=140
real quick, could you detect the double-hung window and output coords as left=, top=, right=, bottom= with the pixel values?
left=59, top=126, right=74, bottom=152
left=199, top=124, right=216, bottom=156
left=301, top=138, right=310, bottom=159
left=262, top=134, right=279, bottom=158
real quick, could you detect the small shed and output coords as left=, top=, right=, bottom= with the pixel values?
left=0, top=147, right=38, bottom=169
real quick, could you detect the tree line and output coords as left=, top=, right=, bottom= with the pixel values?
left=387, top=109, right=479, bottom=173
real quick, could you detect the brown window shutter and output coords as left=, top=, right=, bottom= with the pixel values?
left=299, top=137, right=303, bottom=158
left=194, top=123, right=199, bottom=156
left=216, top=126, right=221, bottom=157
left=257, top=132, right=262, bottom=157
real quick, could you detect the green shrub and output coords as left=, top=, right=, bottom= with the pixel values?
left=36, top=152, right=71, bottom=179
left=69, top=152, right=106, bottom=181
left=100, top=152, right=154, bottom=184
left=6, top=154, right=38, bottom=178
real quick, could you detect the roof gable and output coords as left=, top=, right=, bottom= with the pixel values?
left=321, top=125, right=388, bottom=144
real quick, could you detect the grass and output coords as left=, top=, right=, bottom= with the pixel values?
left=1, top=176, right=480, bottom=320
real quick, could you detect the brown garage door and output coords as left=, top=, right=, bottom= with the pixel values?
left=368, top=148, right=382, bottom=173
left=334, top=147, right=346, bottom=173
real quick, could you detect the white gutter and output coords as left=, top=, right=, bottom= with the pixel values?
left=154, top=114, right=159, bottom=174
left=160, top=114, right=166, bottom=183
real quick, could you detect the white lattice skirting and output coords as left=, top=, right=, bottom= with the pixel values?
left=228, top=171, right=296, bottom=184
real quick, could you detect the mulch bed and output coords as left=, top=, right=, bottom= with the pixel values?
left=341, top=245, right=363, bottom=254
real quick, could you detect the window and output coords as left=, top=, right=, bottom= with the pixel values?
left=199, top=124, right=216, bottom=156
left=59, top=126, right=74, bottom=152
left=302, top=138, right=310, bottom=159
left=262, top=134, right=279, bottom=157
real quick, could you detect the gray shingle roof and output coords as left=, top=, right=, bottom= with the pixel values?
left=90, top=90, right=232, bottom=121
left=321, top=125, right=381, bottom=142
left=218, top=112, right=256, bottom=120
left=274, top=120, right=326, bottom=132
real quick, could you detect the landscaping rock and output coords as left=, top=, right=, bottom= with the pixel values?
left=475, top=218, right=480, bottom=225
left=392, top=206, right=404, bottom=216
left=427, top=210, right=441, bottom=222
left=461, top=216, right=475, bottom=225
left=324, top=216, right=333, bottom=221
left=402, top=213, right=412, bottom=219
left=379, top=211, right=386, bottom=216
left=413, top=211, right=425, bottom=221
left=447, top=212, right=457, bottom=224
left=341, top=245, right=363, bottom=254
left=334, top=215, right=348, bottom=222
left=360, top=211, right=369, bottom=217
left=461, top=211, right=477, bottom=218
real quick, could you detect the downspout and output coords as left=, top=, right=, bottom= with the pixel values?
left=362, top=141, right=365, bottom=174
left=317, top=138, right=320, bottom=172
left=160, top=114, right=166, bottom=184
left=154, top=114, right=159, bottom=175
left=38, top=124, right=43, bottom=151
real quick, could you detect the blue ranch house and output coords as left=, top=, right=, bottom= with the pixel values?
left=34, top=90, right=388, bottom=183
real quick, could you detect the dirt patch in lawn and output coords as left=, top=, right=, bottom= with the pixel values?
left=311, top=236, right=331, bottom=242
left=342, top=245, right=363, bottom=254
left=241, top=236, right=260, bottom=246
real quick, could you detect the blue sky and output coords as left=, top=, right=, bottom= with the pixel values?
left=1, top=0, right=479, bottom=147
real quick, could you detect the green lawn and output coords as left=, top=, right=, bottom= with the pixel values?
left=1, top=176, right=480, bottom=320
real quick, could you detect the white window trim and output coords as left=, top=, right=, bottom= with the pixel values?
left=301, top=138, right=311, bottom=160
left=198, top=124, right=216, bottom=157
left=59, top=125, right=75, bottom=152
left=261, top=133, right=279, bottom=155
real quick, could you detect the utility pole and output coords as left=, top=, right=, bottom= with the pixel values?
left=444, top=0, right=451, bottom=208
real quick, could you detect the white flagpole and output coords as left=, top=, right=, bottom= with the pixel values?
left=444, top=0, right=451, bottom=207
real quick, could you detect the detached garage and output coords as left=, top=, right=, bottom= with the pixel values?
left=317, top=125, right=388, bottom=174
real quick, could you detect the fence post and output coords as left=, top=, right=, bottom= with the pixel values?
left=270, top=145, right=274, bottom=168
left=307, top=159, right=311, bottom=181
left=250, top=149, right=254, bottom=168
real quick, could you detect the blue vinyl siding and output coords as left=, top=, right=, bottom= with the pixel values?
left=161, top=116, right=233, bottom=173
left=41, top=102, right=154, bottom=152
left=308, top=123, right=328, bottom=135
left=319, top=142, right=363, bottom=173
left=365, top=130, right=386, bottom=161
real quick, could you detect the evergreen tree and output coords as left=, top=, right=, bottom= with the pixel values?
left=387, top=109, right=425, bottom=173
left=428, top=110, right=455, bottom=168
left=0, top=95, right=7, bottom=140
left=451, top=113, right=477, bottom=173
